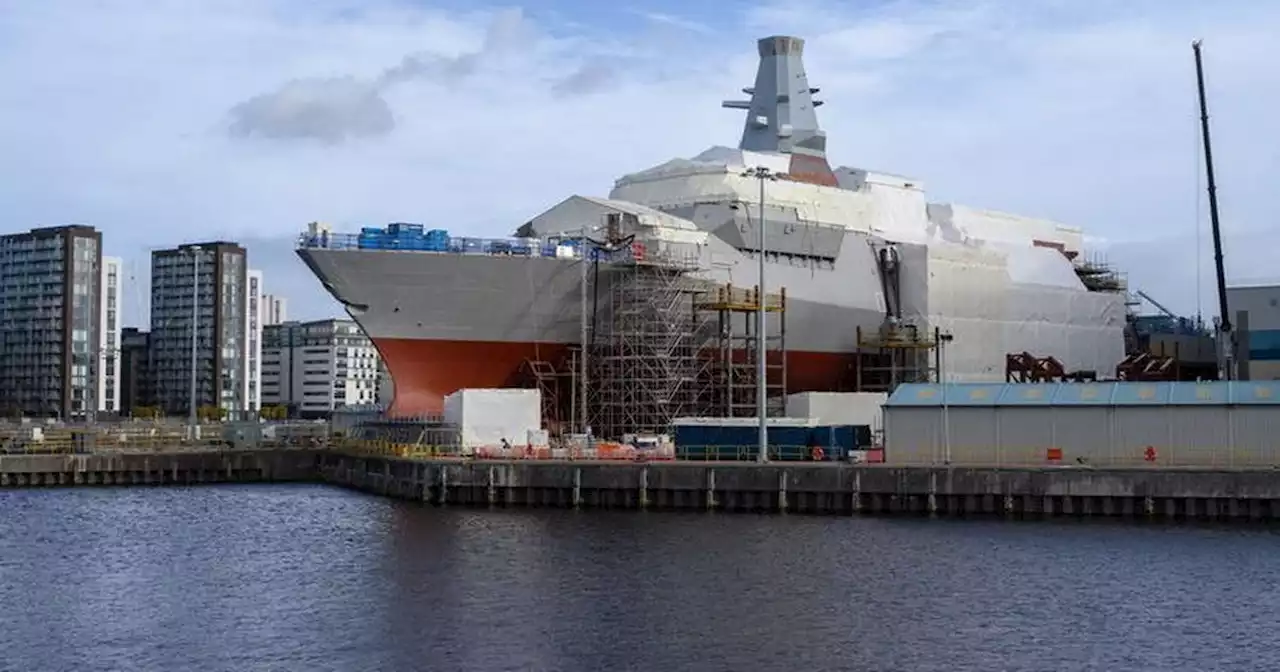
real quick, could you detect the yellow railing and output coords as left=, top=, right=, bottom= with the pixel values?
left=334, top=439, right=873, bottom=463
left=0, top=437, right=234, bottom=455
left=337, top=439, right=459, bottom=459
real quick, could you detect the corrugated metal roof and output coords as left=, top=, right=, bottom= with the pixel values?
left=1048, top=383, right=1115, bottom=405
left=1233, top=382, right=1280, bottom=405
left=884, top=381, right=1280, bottom=407
left=1108, top=383, right=1174, bottom=405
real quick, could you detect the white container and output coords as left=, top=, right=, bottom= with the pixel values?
left=785, top=392, right=888, bottom=429
left=527, top=429, right=550, bottom=447
left=443, top=388, right=542, bottom=450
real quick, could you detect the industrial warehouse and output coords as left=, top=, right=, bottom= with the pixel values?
left=882, top=381, right=1280, bottom=467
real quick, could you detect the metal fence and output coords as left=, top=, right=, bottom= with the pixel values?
left=0, top=420, right=333, bottom=456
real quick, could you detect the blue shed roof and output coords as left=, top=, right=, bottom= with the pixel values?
left=884, top=381, right=1280, bottom=407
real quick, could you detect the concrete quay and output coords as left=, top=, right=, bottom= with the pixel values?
left=6, top=448, right=1280, bottom=521
left=0, top=449, right=321, bottom=487
left=319, top=454, right=1280, bottom=520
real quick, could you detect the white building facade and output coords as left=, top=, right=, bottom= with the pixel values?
left=97, top=256, right=122, bottom=413
left=261, top=294, right=287, bottom=326
left=244, top=269, right=263, bottom=412
left=261, top=318, right=382, bottom=417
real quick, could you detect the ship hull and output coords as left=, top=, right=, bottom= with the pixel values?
left=299, top=236, right=1126, bottom=417
left=373, top=336, right=861, bottom=416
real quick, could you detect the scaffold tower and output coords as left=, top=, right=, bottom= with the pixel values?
left=853, top=321, right=938, bottom=392
left=586, top=259, right=715, bottom=440
left=697, top=284, right=787, bottom=418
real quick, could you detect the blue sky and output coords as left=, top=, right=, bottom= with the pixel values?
left=1, top=0, right=1278, bottom=325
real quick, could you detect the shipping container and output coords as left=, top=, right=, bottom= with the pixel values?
left=672, top=417, right=825, bottom=461
left=386, top=222, right=425, bottom=236
left=357, top=233, right=386, bottom=250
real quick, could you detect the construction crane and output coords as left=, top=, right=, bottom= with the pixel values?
left=1136, top=290, right=1177, bottom=319
left=1193, top=39, right=1233, bottom=379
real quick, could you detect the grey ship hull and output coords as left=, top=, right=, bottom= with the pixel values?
left=299, top=228, right=1126, bottom=416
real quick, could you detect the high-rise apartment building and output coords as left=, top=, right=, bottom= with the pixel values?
left=149, top=242, right=249, bottom=415
left=261, top=319, right=382, bottom=417
left=119, top=327, right=151, bottom=412
left=261, top=294, right=287, bottom=326
left=0, top=225, right=105, bottom=418
left=97, top=256, right=122, bottom=413
left=244, top=269, right=263, bottom=412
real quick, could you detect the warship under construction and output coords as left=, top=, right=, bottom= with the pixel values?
left=297, top=35, right=1129, bottom=422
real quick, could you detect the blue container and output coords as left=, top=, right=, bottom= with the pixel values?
left=360, top=226, right=385, bottom=235
left=393, top=231, right=424, bottom=249
left=386, top=222, right=425, bottom=236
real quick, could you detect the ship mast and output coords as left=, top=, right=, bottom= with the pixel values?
left=1193, top=39, right=1233, bottom=380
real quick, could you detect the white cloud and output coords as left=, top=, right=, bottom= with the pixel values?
left=630, top=10, right=712, bottom=35
left=1, top=0, right=1278, bottom=324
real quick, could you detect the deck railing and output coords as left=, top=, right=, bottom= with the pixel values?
left=297, top=232, right=663, bottom=264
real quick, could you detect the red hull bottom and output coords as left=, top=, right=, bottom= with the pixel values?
left=373, top=338, right=863, bottom=418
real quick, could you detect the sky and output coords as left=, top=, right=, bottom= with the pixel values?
left=2, top=0, right=1278, bottom=326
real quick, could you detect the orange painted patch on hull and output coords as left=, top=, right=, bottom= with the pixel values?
left=375, top=338, right=862, bottom=418
left=374, top=338, right=567, bottom=417
left=785, top=350, right=861, bottom=392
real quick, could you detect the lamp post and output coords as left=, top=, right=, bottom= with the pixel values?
left=741, top=166, right=784, bottom=463
left=188, top=246, right=201, bottom=432
left=939, top=330, right=955, bottom=465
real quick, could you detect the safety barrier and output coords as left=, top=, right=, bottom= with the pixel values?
left=333, top=439, right=893, bottom=463
left=674, top=445, right=885, bottom=462
left=1, top=437, right=243, bottom=455
left=335, top=439, right=680, bottom=462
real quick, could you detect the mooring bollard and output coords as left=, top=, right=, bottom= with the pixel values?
left=777, top=471, right=788, bottom=513
left=572, top=467, right=582, bottom=509
left=706, top=468, right=717, bottom=511
left=638, top=467, right=649, bottom=509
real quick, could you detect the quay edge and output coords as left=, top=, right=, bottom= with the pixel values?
left=317, top=454, right=1280, bottom=520
left=0, top=450, right=323, bottom=487
left=6, top=450, right=1280, bottom=521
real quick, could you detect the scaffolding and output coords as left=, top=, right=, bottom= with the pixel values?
left=853, top=322, right=939, bottom=392
left=696, top=284, right=788, bottom=419
left=1073, top=254, right=1127, bottom=294
left=585, top=258, right=716, bottom=440
left=512, top=349, right=578, bottom=436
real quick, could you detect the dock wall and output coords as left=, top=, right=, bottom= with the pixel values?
left=0, top=450, right=321, bottom=487
left=6, top=449, right=1280, bottom=521
left=318, top=455, right=1280, bottom=520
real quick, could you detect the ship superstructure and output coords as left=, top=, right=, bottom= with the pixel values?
left=297, top=35, right=1128, bottom=425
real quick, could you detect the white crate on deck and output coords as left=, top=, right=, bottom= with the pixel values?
left=442, top=388, right=542, bottom=450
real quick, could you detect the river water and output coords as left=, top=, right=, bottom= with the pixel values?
left=0, top=484, right=1277, bottom=672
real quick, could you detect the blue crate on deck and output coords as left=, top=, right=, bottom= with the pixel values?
left=386, top=222, right=425, bottom=236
